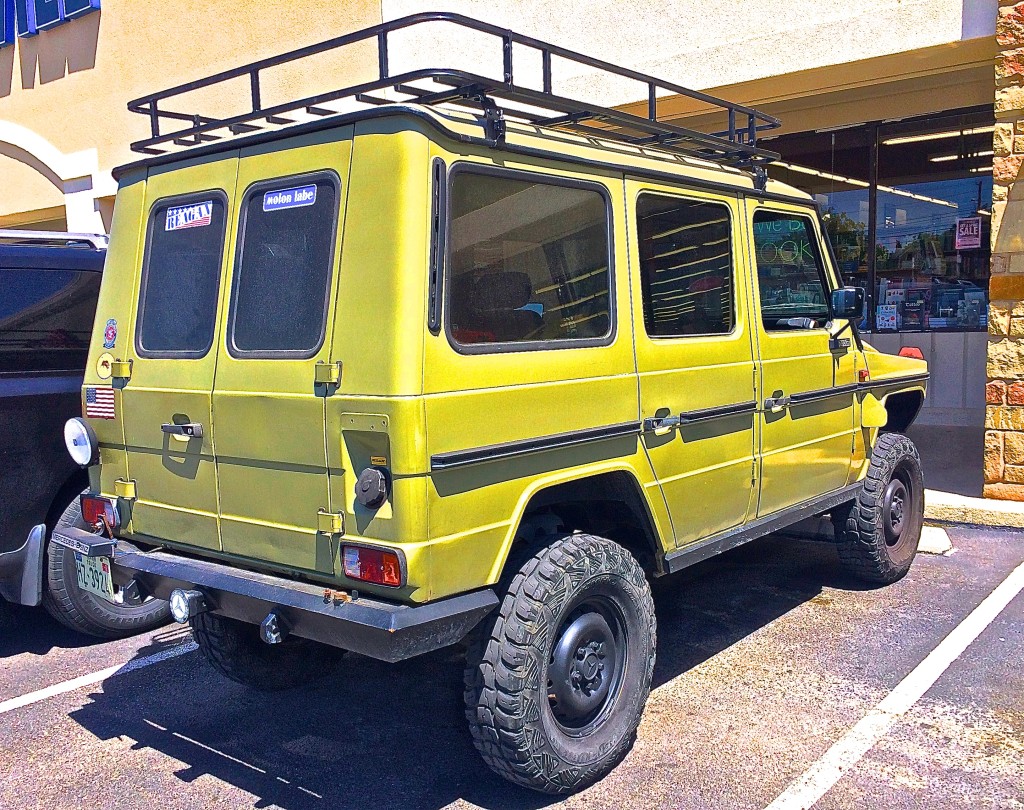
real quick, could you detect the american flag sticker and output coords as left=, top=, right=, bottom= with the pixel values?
left=85, top=387, right=116, bottom=420
left=165, top=200, right=213, bottom=231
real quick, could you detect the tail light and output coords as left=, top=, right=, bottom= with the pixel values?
left=343, top=545, right=402, bottom=587
left=80, top=495, right=119, bottom=532
left=899, top=346, right=925, bottom=360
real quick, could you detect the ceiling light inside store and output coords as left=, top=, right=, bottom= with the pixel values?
left=882, top=125, right=995, bottom=146
left=929, top=150, right=994, bottom=163
left=970, top=165, right=994, bottom=173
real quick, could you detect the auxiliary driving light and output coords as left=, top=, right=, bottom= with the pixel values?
left=169, top=588, right=206, bottom=623
left=64, top=417, right=98, bottom=467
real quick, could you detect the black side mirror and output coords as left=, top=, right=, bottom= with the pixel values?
left=831, top=286, right=864, bottom=320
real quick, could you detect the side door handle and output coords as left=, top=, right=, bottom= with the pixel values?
left=642, top=414, right=681, bottom=432
left=161, top=422, right=203, bottom=439
left=763, top=395, right=791, bottom=413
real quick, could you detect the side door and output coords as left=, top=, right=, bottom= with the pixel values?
left=121, top=159, right=238, bottom=551
left=629, top=182, right=758, bottom=546
left=745, top=202, right=857, bottom=516
left=212, top=131, right=352, bottom=577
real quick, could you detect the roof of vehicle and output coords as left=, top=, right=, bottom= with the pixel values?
left=0, top=232, right=106, bottom=272
left=110, top=11, right=813, bottom=208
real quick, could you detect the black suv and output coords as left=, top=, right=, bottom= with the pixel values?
left=0, top=231, right=168, bottom=636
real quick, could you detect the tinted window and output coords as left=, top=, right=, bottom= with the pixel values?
left=448, top=171, right=611, bottom=347
left=752, top=211, right=830, bottom=330
left=137, top=194, right=227, bottom=356
left=0, top=267, right=99, bottom=372
left=637, top=195, right=734, bottom=337
left=229, top=176, right=337, bottom=356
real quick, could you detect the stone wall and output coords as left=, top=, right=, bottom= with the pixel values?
left=985, top=1, right=1024, bottom=498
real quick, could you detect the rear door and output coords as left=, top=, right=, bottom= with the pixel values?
left=212, top=132, right=352, bottom=576
left=121, top=158, right=238, bottom=551
left=628, top=182, right=758, bottom=546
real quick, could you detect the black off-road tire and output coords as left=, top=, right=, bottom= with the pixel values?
left=42, top=495, right=171, bottom=639
left=834, top=432, right=924, bottom=584
left=190, top=611, right=345, bottom=691
left=464, top=533, right=657, bottom=795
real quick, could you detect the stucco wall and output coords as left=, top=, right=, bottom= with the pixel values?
left=0, top=0, right=382, bottom=224
left=383, top=0, right=996, bottom=102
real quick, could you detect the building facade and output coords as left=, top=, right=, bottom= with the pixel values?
left=2, top=0, right=1018, bottom=495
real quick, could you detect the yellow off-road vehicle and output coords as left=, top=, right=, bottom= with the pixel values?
left=56, top=13, right=929, bottom=794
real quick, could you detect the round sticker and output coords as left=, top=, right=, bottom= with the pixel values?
left=103, top=319, right=117, bottom=349
left=96, top=352, right=114, bottom=380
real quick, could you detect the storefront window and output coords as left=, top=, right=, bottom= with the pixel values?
left=765, top=107, right=993, bottom=333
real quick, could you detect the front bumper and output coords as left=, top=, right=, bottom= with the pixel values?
left=52, top=526, right=498, bottom=663
left=0, top=524, right=45, bottom=606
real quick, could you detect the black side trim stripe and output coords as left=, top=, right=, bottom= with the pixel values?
left=680, top=400, right=757, bottom=424
left=663, top=482, right=863, bottom=574
left=430, top=421, right=641, bottom=471
left=788, top=383, right=859, bottom=406
left=860, top=372, right=930, bottom=392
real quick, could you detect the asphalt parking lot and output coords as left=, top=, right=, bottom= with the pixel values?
left=1, top=527, right=1022, bottom=810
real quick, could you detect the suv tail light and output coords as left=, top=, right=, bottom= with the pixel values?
left=343, top=545, right=402, bottom=587
left=80, top=495, right=119, bottom=532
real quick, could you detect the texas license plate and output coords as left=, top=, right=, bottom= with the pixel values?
left=74, top=552, right=116, bottom=602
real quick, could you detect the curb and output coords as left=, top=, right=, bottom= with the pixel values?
left=924, top=488, right=1024, bottom=531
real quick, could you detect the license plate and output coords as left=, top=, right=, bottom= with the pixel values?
left=74, top=553, right=116, bottom=602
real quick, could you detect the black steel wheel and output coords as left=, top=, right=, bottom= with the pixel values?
left=464, top=533, right=656, bottom=794
left=833, top=432, right=924, bottom=583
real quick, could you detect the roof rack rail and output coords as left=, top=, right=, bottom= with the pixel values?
left=0, top=229, right=108, bottom=249
left=127, top=11, right=780, bottom=170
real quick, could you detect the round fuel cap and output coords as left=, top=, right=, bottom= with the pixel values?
left=355, top=468, right=388, bottom=508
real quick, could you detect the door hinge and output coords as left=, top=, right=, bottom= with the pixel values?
left=111, top=359, right=133, bottom=381
left=314, top=361, right=342, bottom=390
left=316, top=509, right=345, bottom=536
left=114, top=478, right=137, bottom=501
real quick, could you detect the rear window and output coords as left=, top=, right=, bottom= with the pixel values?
left=0, top=267, right=99, bottom=372
left=137, top=193, right=227, bottom=357
left=447, top=169, right=612, bottom=349
left=228, top=175, right=338, bottom=357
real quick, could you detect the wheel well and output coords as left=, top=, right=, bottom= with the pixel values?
left=883, top=391, right=924, bottom=433
left=512, top=472, right=663, bottom=573
left=44, top=469, right=88, bottom=531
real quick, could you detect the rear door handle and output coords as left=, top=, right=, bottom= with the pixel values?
left=161, top=422, right=203, bottom=439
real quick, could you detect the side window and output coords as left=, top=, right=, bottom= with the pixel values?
left=0, top=267, right=99, bottom=372
left=137, top=194, right=227, bottom=357
left=448, top=170, right=611, bottom=348
left=752, top=211, right=830, bottom=330
left=229, top=175, right=338, bottom=357
left=637, top=194, right=734, bottom=337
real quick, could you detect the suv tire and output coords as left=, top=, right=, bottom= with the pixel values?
left=464, top=533, right=656, bottom=794
left=834, top=432, right=924, bottom=584
left=190, top=611, right=345, bottom=691
left=42, top=495, right=171, bottom=638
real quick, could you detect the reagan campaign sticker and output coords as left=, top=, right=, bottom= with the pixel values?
left=166, top=200, right=214, bottom=231
left=263, top=185, right=317, bottom=212
left=103, top=318, right=117, bottom=349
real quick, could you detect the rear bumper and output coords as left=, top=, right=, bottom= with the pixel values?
left=0, top=524, right=45, bottom=606
left=52, top=526, right=498, bottom=663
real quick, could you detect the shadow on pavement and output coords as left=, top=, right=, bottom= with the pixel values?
left=69, top=534, right=871, bottom=810
left=0, top=600, right=106, bottom=658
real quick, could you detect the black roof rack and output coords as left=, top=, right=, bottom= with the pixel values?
left=127, top=11, right=780, bottom=171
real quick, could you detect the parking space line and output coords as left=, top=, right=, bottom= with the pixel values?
left=0, top=640, right=197, bottom=717
left=764, top=559, right=1024, bottom=810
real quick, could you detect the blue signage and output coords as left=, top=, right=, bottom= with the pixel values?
left=1, top=0, right=97, bottom=45
left=0, top=1, right=14, bottom=47
left=34, top=0, right=60, bottom=31
left=62, top=0, right=100, bottom=19
left=263, top=185, right=317, bottom=212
